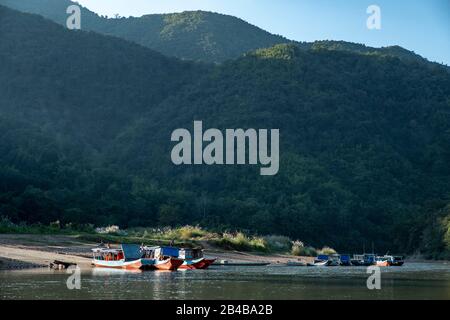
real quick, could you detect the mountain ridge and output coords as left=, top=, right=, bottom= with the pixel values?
left=0, top=0, right=437, bottom=65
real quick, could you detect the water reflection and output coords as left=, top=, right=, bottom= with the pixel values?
left=1, top=263, right=449, bottom=300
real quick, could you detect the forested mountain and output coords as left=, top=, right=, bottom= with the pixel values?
left=0, top=5, right=449, bottom=258
left=0, top=0, right=433, bottom=65
left=0, top=0, right=288, bottom=62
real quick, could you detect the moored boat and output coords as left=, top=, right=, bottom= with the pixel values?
left=351, top=254, right=376, bottom=266
left=141, top=246, right=184, bottom=271
left=339, top=254, right=352, bottom=266
left=375, top=255, right=404, bottom=267
left=146, top=246, right=215, bottom=270
left=92, top=244, right=152, bottom=270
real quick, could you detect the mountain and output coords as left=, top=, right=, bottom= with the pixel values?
left=107, top=43, right=450, bottom=253
left=0, top=0, right=289, bottom=62
left=0, top=0, right=432, bottom=65
left=1, top=5, right=449, bottom=257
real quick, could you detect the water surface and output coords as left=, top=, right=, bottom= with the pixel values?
left=1, top=262, right=449, bottom=300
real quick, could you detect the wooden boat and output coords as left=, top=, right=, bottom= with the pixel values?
left=339, top=254, right=352, bottom=266
left=375, top=255, right=404, bottom=267
left=92, top=244, right=183, bottom=271
left=328, top=254, right=341, bottom=266
left=148, top=246, right=216, bottom=270
left=313, top=260, right=329, bottom=267
left=391, top=256, right=405, bottom=266
left=351, top=254, right=376, bottom=266
left=92, top=245, right=151, bottom=270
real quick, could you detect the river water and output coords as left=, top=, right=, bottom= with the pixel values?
left=1, top=262, right=449, bottom=300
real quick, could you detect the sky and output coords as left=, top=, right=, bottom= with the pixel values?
left=75, top=0, right=450, bottom=65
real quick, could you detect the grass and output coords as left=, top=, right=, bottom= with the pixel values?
left=0, top=217, right=336, bottom=256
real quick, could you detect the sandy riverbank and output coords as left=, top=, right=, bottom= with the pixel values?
left=0, top=234, right=313, bottom=270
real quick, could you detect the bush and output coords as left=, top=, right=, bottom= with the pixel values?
left=264, top=235, right=292, bottom=252
left=95, top=225, right=127, bottom=235
left=291, top=240, right=317, bottom=257
left=318, top=246, right=337, bottom=255
left=215, top=232, right=268, bottom=252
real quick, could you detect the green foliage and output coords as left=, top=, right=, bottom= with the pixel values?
left=214, top=232, right=268, bottom=252
left=318, top=247, right=338, bottom=255
left=0, top=216, right=94, bottom=234
left=291, top=241, right=318, bottom=257
left=0, top=5, right=449, bottom=260
left=264, top=235, right=292, bottom=252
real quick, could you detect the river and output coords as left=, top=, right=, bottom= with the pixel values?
left=1, top=262, right=449, bottom=300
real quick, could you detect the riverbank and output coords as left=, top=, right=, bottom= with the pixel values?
left=0, top=234, right=313, bottom=270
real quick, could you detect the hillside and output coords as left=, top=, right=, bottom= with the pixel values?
left=0, top=0, right=288, bottom=62
left=0, top=0, right=431, bottom=65
left=0, top=6, right=449, bottom=258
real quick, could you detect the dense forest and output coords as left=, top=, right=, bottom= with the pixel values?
left=0, top=5, right=449, bottom=258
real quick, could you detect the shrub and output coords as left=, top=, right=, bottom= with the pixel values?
left=215, top=232, right=268, bottom=252
left=264, top=235, right=292, bottom=252
left=318, top=246, right=337, bottom=255
left=95, top=225, right=127, bottom=235
left=291, top=240, right=317, bottom=257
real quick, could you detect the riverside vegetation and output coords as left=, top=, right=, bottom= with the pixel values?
left=0, top=3, right=449, bottom=260
left=0, top=217, right=333, bottom=256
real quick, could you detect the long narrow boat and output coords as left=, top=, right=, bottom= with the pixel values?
left=375, top=255, right=404, bottom=267
left=92, top=244, right=183, bottom=271
left=146, top=246, right=215, bottom=270
left=92, top=246, right=149, bottom=270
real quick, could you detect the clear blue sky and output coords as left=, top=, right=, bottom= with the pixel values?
left=76, top=0, right=450, bottom=65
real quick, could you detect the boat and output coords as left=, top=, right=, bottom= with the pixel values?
left=312, top=254, right=339, bottom=266
left=144, top=246, right=215, bottom=270
left=350, top=254, right=376, bottom=266
left=92, top=244, right=152, bottom=270
left=375, top=255, right=404, bottom=267
left=141, top=246, right=184, bottom=271
left=391, top=256, right=405, bottom=266
left=178, top=248, right=209, bottom=270
left=92, top=244, right=183, bottom=271
left=328, top=254, right=341, bottom=266
left=339, top=254, right=352, bottom=266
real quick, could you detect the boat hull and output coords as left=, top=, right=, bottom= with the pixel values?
left=376, top=260, right=392, bottom=267
left=178, top=258, right=205, bottom=270
left=93, top=259, right=143, bottom=270
left=197, top=258, right=216, bottom=269
left=153, top=258, right=184, bottom=271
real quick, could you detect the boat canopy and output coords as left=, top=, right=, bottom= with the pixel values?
left=121, top=244, right=142, bottom=260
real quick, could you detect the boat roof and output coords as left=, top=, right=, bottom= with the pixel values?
left=92, top=248, right=122, bottom=253
left=121, top=244, right=142, bottom=260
